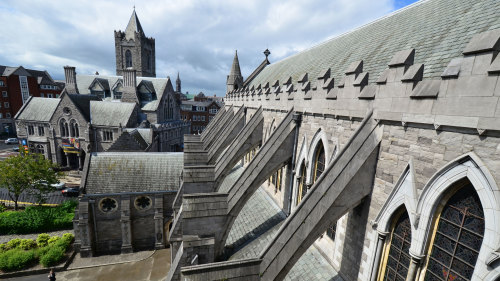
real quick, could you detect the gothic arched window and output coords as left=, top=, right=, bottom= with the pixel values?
left=125, top=50, right=133, bottom=68
left=70, top=120, right=79, bottom=138
left=313, top=141, right=325, bottom=184
left=379, top=209, right=412, bottom=281
left=423, top=183, right=484, bottom=281
left=297, top=162, right=307, bottom=204
left=59, top=119, right=68, bottom=137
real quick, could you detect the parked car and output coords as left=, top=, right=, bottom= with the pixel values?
left=34, top=180, right=66, bottom=190
left=4, top=138, right=18, bottom=144
left=12, top=146, right=19, bottom=152
left=61, top=186, right=79, bottom=197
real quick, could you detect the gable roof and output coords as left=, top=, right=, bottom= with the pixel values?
left=0, top=66, right=31, bottom=77
left=83, top=152, right=183, bottom=194
left=90, top=101, right=136, bottom=127
left=247, top=0, right=500, bottom=89
left=15, top=97, right=60, bottom=122
left=26, top=69, right=57, bottom=86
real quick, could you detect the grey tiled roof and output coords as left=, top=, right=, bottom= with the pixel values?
left=181, top=100, right=215, bottom=107
left=75, top=74, right=169, bottom=111
left=248, top=0, right=500, bottom=88
left=15, top=97, right=60, bottom=121
left=84, top=152, right=183, bottom=194
left=124, top=128, right=153, bottom=145
left=218, top=164, right=244, bottom=193
left=90, top=101, right=136, bottom=127
left=226, top=186, right=342, bottom=281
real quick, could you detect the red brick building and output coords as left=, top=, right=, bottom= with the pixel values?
left=0, top=66, right=62, bottom=136
left=180, top=100, right=221, bottom=134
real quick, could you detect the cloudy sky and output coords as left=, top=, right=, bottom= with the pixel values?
left=0, top=0, right=417, bottom=96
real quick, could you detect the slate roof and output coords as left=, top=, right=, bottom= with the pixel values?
left=247, top=0, right=500, bottom=88
left=124, top=128, right=153, bottom=145
left=26, top=69, right=58, bottom=86
left=15, top=97, right=60, bottom=122
left=75, top=74, right=169, bottom=110
left=84, top=152, right=183, bottom=194
left=181, top=100, right=215, bottom=107
left=90, top=101, right=136, bottom=127
left=67, top=94, right=101, bottom=121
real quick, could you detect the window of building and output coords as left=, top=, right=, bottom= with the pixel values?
left=134, top=196, right=152, bottom=211
left=6, top=113, right=11, bottom=118
left=99, top=198, right=118, bottom=213
left=38, top=126, right=44, bottom=136
left=114, top=91, right=122, bottom=99
left=59, top=119, right=69, bottom=137
left=209, top=108, right=218, bottom=114
left=103, top=130, right=113, bottom=141
left=201, top=116, right=206, bottom=121
left=422, top=183, right=484, bottom=281
left=209, top=116, right=214, bottom=122
left=35, top=144, right=45, bottom=155
left=313, top=141, right=325, bottom=183
left=1, top=91, right=6, bottom=97
left=56, top=94, right=60, bottom=98
left=69, top=120, right=79, bottom=138
left=196, top=106, right=205, bottom=112
left=28, top=125, right=34, bottom=135
left=40, top=93, right=44, bottom=97
left=378, top=209, right=411, bottom=281
left=125, top=50, right=133, bottom=68
left=297, top=163, right=307, bottom=204
left=19, top=76, right=30, bottom=104
left=4, top=102, right=9, bottom=108
left=0, top=81, right=4, bottom=87
left=0, top=113, right=2, bottom=118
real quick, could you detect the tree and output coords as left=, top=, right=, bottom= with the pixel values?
left=0, top=152, right=61, bottom=210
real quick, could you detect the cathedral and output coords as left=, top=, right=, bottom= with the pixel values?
left=163, top=0, right=500, bottom=280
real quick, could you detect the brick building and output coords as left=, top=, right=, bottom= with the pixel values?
left=180, top=99, right=220, bottom=134
left=0, top=66, right=62, bottom=135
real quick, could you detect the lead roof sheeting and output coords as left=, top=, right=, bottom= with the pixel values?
left=248, top=0, right=500, bottom=89
left=85, top=152, right=183, bottom=194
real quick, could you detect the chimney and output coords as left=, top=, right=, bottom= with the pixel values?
left=64, top=66, right=79, bottom=94
left=121, top=68, right=139, bottom=103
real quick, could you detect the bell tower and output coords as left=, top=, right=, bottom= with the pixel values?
left=115, top=8, right=156, bottom=77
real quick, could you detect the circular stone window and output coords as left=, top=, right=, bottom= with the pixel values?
left=63, top=107, right=71, bottom=115
left=134, top=196, right=152, bottom=211
left=99, top=198, right=118, bottom=213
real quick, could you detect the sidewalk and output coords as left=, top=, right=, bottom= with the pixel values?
left=4, top=248, right=171, bottom=281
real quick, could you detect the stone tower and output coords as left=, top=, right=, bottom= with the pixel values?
left=226, top=50, right=243, bottom=92
left=115, top=9, right=156, bottom=77
left=176, top=72, right=181, bottom=93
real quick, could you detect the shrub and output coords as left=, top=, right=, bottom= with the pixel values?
left=0, top=203, right=6, bottom=213
left=62, top=233, right=74, bottom=243
left=0, top=201, right=77, bottom=235
left=36, top=233, right=51, bottom=247
left=18, top=239, right=36, bottom=250
left=47, top=236, right=61, bottom=245
left=39, top=246, right=65, bottom=267
left=6, top=238, right=21, bottom=249
left=0, top=243, right=7, bottom=253
left=0, top=249, right=36, bottom=271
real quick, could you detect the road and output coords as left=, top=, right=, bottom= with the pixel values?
left=0, top=141, right=18, bottom=160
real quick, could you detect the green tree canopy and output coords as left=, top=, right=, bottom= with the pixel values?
left=0, top=153, right=61, bottom=210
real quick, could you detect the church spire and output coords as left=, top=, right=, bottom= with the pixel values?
left=176, top=72, right=181, bottom=93
left=226, top=50, right=243, bottom=92
left=124, top=9, right=145, bottom=41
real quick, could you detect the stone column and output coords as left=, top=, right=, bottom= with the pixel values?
left=154, top=194, right=165, bottom=249
left=78, top=153, right=83, bottom=170
left=65, top=153, right=71, bottom=168
left=282, top=161, right=293, bottom=216
left=78, top=198, right=94, bottom=257
left=407, top=253, right=424, bottom=281
left=120, top=195, right=133, bottom=253
left=370, top=231, right=389, bottom=281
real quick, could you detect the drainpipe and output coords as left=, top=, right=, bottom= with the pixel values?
left=93, top=127, right=97, bottom=152
left=287, top=112, right=302, bottom=216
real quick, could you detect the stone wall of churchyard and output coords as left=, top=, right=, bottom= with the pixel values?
left=78, top=192, right=176, bottom=255
left=239, top=105, right=500, bottom=281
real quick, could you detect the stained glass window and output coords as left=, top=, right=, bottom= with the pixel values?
left=424, top=184, right=484, bottom=281
left=297, top=163, right=307, bottom=204
left=381, top=210, right=412, bottom=281
left=313, top=142, right=325, bottom=184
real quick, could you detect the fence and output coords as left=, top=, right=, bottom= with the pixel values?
left=0, top=188, right=71, bottom=207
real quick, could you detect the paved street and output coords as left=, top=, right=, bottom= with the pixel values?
left=3, top=248, right=171, bottom=281
left=0, top=141, right=18, bottom=160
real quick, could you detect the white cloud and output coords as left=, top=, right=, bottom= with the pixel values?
left=0, top=0, right=411, bottom=96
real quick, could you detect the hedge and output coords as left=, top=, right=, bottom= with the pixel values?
left=0, top=200, right=77, bottom=235
left=0, top=233, right=73, bottom=272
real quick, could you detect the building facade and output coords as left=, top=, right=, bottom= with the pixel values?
left=115, top=9, right=155, bottom=78
left=180, top=98, right=221, bottom=134
left=165, top=0, right=500, bottom=280
left=0, top=66, right=62, bottom=136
